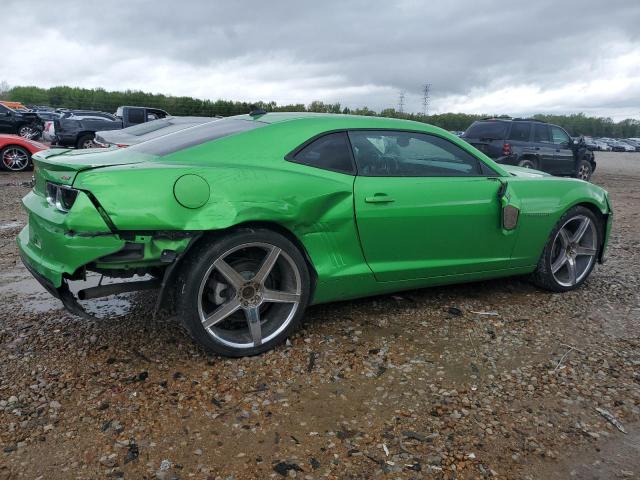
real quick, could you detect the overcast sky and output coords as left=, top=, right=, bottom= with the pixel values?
left=2, top=0, right=640, bottom=119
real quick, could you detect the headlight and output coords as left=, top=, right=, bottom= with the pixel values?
left=46, top=182, right=79, bottom=212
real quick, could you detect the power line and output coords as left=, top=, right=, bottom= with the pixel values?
left=422, top=83, right=431, bottom=116
left=398, top=90, right=405, bottom=114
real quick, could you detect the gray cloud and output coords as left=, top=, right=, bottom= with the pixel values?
left=2, top=0, right=640, bottom=118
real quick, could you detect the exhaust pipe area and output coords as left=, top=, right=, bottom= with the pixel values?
left=77, top=279, right=160, bottom=300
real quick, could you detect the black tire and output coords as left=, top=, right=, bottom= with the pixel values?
left=574, top=159, right=593, bottom=181
left=0, top=145, right=32, bottom=172
left=76, top=133, right=95, bottom=149
left=532, top=206, right=602, bottom=293
left=17, top=124, right=40, bottom=140
left=518, top=158, right=537, bottom=169
left=176, top=228, right=311, bottom=357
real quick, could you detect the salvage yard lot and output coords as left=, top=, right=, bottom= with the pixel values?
left=0, top=152, right=639, bottom=479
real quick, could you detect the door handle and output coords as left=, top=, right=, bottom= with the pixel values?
left=534, top=147, right=540, bottom=150
left=365, top=194, right=395, bottom=204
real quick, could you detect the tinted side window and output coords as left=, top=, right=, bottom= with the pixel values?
left=508, top=122, right=531, bottom=141
left=128, top=109, right=146, bottom=124
left=533, top=124, right=551, bottom=143
left=464, top=121, right=507, bottom=139
left=291, top=132, right=354, bottom=174
left=550, top=126, right=571, bottom=145
left=349, top=131, right=481, bottom=177
left=0, top=104, right=8, bottom=114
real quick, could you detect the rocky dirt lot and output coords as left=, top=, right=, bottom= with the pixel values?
left=0, top=152, right=639, bottom=480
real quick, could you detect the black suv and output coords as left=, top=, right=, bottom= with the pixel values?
left=0, top=103, right=44, bottom=140
left=461, top=118, right=596, bottom=181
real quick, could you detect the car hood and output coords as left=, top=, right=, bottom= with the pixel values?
left=32, top=147, right=153, bottom=186
left=502, top=165, right=550, bottom=178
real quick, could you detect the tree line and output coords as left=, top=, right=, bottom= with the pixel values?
left=3, top=84, right=639, bottom=138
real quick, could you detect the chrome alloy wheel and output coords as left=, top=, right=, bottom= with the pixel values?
left=577, top=163, right=592, bottom=181
left=197, top=242, right=302, bottom=349
left=550, top=215, right=598, bottom=287
left=2, top=147, right=29, bottom=171
left=18, top=125, right=38, bottom=140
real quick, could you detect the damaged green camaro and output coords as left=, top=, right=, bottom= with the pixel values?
left=18, top=112, right=613, bottom=356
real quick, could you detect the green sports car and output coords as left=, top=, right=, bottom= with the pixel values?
left=18, top=112, right=613, bottom=356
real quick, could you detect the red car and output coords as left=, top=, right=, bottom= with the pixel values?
left=0, top=134, right=48, bottom=172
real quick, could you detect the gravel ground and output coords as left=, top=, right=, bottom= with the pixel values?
left=0, top=152, right=639, bottom=480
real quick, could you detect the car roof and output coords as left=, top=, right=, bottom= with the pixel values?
left=474, top=117, right=548, bottom=124
left=228, top=111, right=443, bottom=132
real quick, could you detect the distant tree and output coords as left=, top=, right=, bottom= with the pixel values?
left=0, top=81, right=10, bottom=100
left=4, top=84, right=639, bottom=138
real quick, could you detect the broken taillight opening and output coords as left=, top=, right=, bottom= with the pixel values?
left=46, top=182, right=79, bottom=213
left=502, top=143, right=512, bottom=156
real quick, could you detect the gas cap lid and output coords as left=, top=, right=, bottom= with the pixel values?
left=173, top=174, right=210, bottom=209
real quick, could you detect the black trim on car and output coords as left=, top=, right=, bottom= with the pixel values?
left=285, top=128, right=502, bottom=178
left=284, top=129, right=358, bottom=175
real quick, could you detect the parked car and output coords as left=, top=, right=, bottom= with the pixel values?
left=53, top=106, right=170, bottom=148
left=461, top=118, right=596, bottom=181
left=0, top=134, right=48, bottom=171
left=19, top=112, right=612, bottom=357
left=35, top=110, right=62, bottom=122
left=0, top=103, right=44, bottom=140
left=0, top=101, right=30, bottom=111
left=42, top=120, right=57, bottom=143
left=605, top=140, right=629, bottom=152
left=94, top=116, right=217, bottom=148
left=584, top=137, right=598, bottom=150
left=620, top=139, right=640, bottom=152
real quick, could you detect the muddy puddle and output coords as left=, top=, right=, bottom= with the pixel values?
left=0, top=265, right=151, bottom=317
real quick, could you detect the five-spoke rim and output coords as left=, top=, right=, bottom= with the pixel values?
left=550, top=215, right=598, bottom=287
left=197, top=242, right=301, bottom=349
left=2, top=147, right=29, bottom=171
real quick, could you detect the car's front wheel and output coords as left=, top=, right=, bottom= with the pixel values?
left=1, top=146, right=31, bottom=172
left=575, top=159, right=593, bottom=181
left=532, top=206, right=601, bottom=292
left=176, top=228, right=311, bottom=357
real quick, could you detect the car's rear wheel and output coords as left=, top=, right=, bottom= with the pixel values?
left=1, top=146, right=31, bottom=172
left=532, top=206, right=601, bottom=292
left=77, top=133, right=95, bottom=149
left=176, top=228, right=311, bottom=357
left=518, top=158, right=537, bottom=169
left=575, top=159, right=593, bottom=181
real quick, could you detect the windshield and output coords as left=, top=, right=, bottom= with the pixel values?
left=129, top=118, right=265, bottom=156
left=464, top=121, right=508, bottom=140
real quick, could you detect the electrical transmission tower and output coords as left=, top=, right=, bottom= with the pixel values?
left=398, top=90, right=406, bottom=114
left=422, top=83, right=431, bottom=117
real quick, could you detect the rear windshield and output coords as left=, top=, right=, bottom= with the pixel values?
left=129, top=118, right=264, bottom=156
left=124, top=119, right=171, bottom=136
left=464, top=121, right=508, bottom=140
